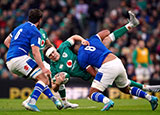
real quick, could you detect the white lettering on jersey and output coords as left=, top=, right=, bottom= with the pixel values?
left=38, top=37, right=41, bottom=45
left=14, top=29, right=23, bottom=40
left=84, top=46, right=96, bottom=51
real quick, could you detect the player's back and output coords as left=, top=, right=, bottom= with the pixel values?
left=78, top=35, right=112, bottom=69
left=7, top=22, right=41, bottom=61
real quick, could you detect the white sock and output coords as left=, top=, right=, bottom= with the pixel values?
left=145, top=94, right=152, bottom=101
left=109, top=33, right=115, bottom=41
left=103, top=97, right=110, bottom=104
left=125, top=23, right=133, bottom=30
left=29, top=98, right=37, bottom=105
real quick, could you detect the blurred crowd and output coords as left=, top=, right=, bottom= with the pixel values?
left=0, top=0, right=159, bottom=84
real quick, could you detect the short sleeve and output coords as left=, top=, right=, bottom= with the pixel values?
left=30, top=30, right=41, bottom=47
left=59, top=41, right=72, bottom=49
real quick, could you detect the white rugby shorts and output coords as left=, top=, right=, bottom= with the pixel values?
left=91, top=58, right=130, bottom=92
left=6, top=55, right=43, bottom=79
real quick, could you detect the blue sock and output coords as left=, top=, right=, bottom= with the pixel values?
left=91, top=92, right=105, bottom=103
left=130, top=87, right=147, bottom=98
left=43, top=85, right=57, bottom=102
left=29, top=81, right=45, bottom=105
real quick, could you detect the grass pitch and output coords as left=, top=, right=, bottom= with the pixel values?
left=0, top=99, right=160, bottom=115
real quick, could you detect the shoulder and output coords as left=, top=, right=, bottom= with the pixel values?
left=59, top=41, right=71, bottom=49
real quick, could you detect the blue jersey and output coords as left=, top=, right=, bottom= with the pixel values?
left=77, top=35, right=112, bottom=69
left=7, top=22, right=41, bottom=61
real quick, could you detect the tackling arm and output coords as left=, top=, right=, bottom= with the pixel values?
left=68, top=35, right=90, bottom=46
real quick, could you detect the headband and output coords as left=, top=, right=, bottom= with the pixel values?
left=45, top=47, right=56, bottom=58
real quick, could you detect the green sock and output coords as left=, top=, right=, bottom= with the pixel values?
left=58, top=89, right=66, bottom=99
left=109, top=26, right=128, bottom=41
left=129, top=80, right=143, bottom=89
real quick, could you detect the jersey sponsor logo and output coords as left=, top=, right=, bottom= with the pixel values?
left=59, top=64, right=64, bottom=69
left=41, top=40, right=45, bottom=46
left=24, top=65, right=29, bottom=71
left=62, top=52, right=68, bottom=58
left=67, top=60, right=72, bottom=68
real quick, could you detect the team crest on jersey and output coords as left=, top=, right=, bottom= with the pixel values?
left=59, top=64, right=64, bottom=69
left=41, top=40, right=45, bottom=46
left=62, top=52, right=68, bottom=58
left=66, top=60, right=72, bottom=68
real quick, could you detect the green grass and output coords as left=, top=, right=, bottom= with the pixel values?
left=0, top=99, right=160, bottom=115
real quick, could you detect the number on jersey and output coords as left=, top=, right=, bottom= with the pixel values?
left=84, top=46, right=96, bottom=51
left=14, top=29, right=23, bottom=40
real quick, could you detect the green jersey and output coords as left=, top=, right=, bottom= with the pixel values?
left=30, top=28, right=48, bottom=61
left=51, top=40, right=92, bottom=81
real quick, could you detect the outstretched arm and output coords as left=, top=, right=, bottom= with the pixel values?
left=68, top=35, right=90, bottom=46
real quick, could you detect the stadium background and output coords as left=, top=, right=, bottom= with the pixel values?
left=0, top=0, right=160, bottom=99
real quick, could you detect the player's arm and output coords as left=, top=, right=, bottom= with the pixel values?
left=52, top=72, right=69, bottom=92
left=45, top=39, right=54, bottom=47
left=96, top=30, right=111, bottom=48
left=86, top=65, right=97, bottom=78
left=132, top=49, right=139, bottom=68
left=52, top=72, right=65, bottom=91
left=68, top=35, right=90, bottom=46
left=4, top=34, right=12, bottom=48
left=148, top=52, right=153, bottom=65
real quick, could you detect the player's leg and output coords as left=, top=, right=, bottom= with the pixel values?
left=115, top=63, right=158, bottom=111
left=6, top=56, right=46, bottom=111
left=129, top=80, right=160, bottom=92
left=103, top=10, right=139, bottom=48
left=9, top=55, right=63, bottom=111
left=22, top=61, right=63, bottom=110
left=89, top=66, right=118, bottom=111
left=89, top=87, right=114, bottom=111
left=58, top=84, right=79, bottom=109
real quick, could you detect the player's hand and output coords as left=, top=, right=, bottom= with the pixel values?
left=54, top=72, right=65, bottom=85
left=42, top=67, right=51, bottom=76
left=81, top=40, right=90, bottom=46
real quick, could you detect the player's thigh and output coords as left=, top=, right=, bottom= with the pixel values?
left=91, top=62, right=118, bottom=92
left=6, top=55, right=43, bottom=79
left=115, top=71, right=130, bottom=88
